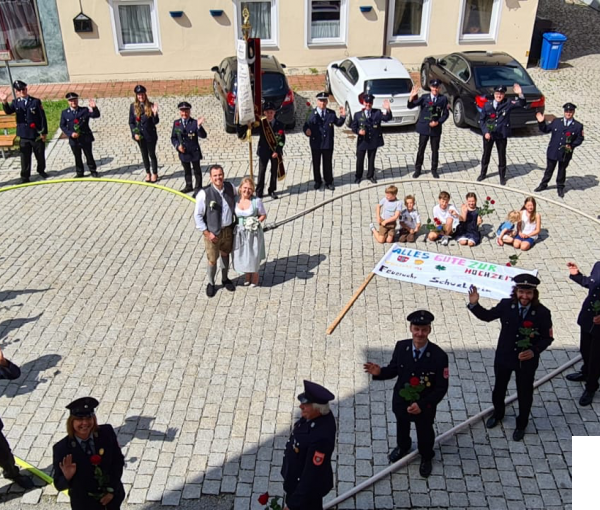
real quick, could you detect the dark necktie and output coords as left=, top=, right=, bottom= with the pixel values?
left=321, top=110, right=325, bottom=120
left=432, top=96, right=436, bottom=104
left=414, top=349, right=421, bottom=362
left=519, top=307, right=526, bottom=320
left=81, top=439, right=93, bottom=455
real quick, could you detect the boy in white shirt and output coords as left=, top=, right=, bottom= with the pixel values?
left=398, top=195, right=421, bottom=242
left=370, top=184, right=401, bottom=243
left=429, top=191, right=459, bottom=245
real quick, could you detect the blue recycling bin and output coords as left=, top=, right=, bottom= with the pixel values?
left=540, top=32, right=567, bottom=70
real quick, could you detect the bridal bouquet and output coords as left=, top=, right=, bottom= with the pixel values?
left=244, top=217, right=261, bottom=232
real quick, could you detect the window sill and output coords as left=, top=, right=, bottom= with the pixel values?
left=388, top=37, right=427, bottom=45
left=459, top=36, right=497, bottom=44
left=308, top=41, right=347, bottom=48
left=118, top=47, right=162, bottom=55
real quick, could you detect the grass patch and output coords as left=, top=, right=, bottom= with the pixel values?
left=1, top=99, right=68, bottom=143
left=309, top=67, right=319, bottom=75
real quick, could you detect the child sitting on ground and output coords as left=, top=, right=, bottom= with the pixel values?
left=428, top=191, right=460, bottom=245
left=455, top=192, right=483, bottom=247
left=496, top=210, right=521, bottom=246
left=370, top=185, right=401, bottom=244
left=398, top=194, right=421, bottom=242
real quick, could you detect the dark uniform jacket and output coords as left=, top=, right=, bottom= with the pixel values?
left=128, top=104, right=159, bottom=144
left=3, top=96, right=48, bottom=140
left=570, top=262, right=600, bottom=331
left=469, top=299, right=553, bottom=370
left=374, top=339, right=449, bottom=416
left=0, top=360, right=20, bottom=431
left=303, top=108, right=345, bottom=150
left=281, top=412, right=336, bottom=510
left=407, top=93, right=449, bottom=137
left=170, top=118, right=207, bottom=163
left=538, top=117, right=584, bottom=161
left=479, top=96, right=526, bottom=138
left=351, top=108, right=393, bottom=151
left=60, top=106, right=101, bottom=147
left=53, top=424, right=125, bottom=510
left=257, top=118, right=285, bottom=159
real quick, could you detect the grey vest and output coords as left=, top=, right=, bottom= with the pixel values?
left=203, top=182, right=235, bottom=235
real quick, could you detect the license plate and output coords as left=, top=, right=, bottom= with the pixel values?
left=393, top=117, right=403, bottom=123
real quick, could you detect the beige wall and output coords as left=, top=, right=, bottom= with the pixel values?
left=57, top=0, right=538, bottom=82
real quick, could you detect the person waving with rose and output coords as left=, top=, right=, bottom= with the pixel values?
left=53, top=397, right=125, bottom=510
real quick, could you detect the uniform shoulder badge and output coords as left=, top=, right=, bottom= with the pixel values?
left=313, top=451, right=325, bottom=466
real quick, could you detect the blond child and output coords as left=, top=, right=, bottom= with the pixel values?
left=428, top=191, right=460, bottom=245
left=398, top=195, right=421, bottom=242
left=370, top=185, right=401, bottom=243
left=496, top=210, right=521, bottom=246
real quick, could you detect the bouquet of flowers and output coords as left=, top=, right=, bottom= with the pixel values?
left=87, top=452, right=115, bottom=502
left=244, top=216, right=261, bottom=232
left=478, top=196, right=496, bottom=217
left=426, top=217, right=443, bottom=233
left=399, top=375, right=430, bottom=403
left=258, top=492, right=283, bottom=510
left=133, top=116, right=144, bottom=141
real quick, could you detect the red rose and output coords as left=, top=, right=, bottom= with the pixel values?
left=409, top=377, right=420, bottom=387
left=486, top=196, right=491, bottom=201
left=176, top=121, right=181, bottom=126
left=306, top=101, right=311, bottom=107
left=490, top=113, right=496, bottom=119
left=506, top=263, right=512, bottom=266
left=29, top=122, right=36, bottom=129
left=90, top=454, right=102, bottom=466
left=74, top=119, right=79, bottom=124
left=490, top=200, right=495, bottom=205
left=566, top=132, right=571, bottom=136
left=523, top=320, right=534, bottom=328
left=428, top=101, right=433, bottom=106
left=258, top=492, right=270, bottom=505
left=278, top=130, right=284, bottom=135
left=136, top=116, right=141, bottom=122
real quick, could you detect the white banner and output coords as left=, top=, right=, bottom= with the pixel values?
left=236, top=39, right=255, bottom=125
left=373, top=244, right=537, bottom=301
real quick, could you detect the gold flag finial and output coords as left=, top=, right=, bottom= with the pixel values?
left=242, top=7, right=251, bottom=41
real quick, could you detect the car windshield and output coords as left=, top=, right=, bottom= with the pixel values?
left=262, top=72, right=288, bottom=96
left=473, top=64, right=534, bottom=88
left=364, top=78, right=412, bottom=96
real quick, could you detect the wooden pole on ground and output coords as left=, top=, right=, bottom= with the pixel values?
left=326, top=272, right=375, bottom=335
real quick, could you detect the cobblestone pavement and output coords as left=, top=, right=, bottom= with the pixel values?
left=2, top=6, right=600, bottom=509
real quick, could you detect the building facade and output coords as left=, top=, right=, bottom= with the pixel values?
left=0, top=0, right=69, bottom=84
left=55, top=0, right=539, bottom=82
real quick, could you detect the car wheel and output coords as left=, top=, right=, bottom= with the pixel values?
left=325, top=72, right=331, bottom=94
left=345, top=102, right=352, bottom=128
left=452, top=98, right=467, bottom=128
left=224, top=113, right=236, bottom=134
left=420, top=67, right=430, bottom=90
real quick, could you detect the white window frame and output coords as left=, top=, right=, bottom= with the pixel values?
left=457, top=0, right=502, bottom=43
left=387, top=0, right=431, bottom=45
left=109, top=0, right=161, bottom=53
left=233, top=0, right=279, bottom=48
left=305, top=0, right=348, bottom=47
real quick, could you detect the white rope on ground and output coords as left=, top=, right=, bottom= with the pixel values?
left=324, top=354, right=581, bottom=509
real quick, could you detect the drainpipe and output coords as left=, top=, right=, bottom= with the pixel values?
left=382, top=0, right=390, bottom=56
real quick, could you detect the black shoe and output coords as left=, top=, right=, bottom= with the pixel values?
left=354, top=177, right=362, bottom=184
left=326, top=183, right=335, bottom=191
left=38, top=171, right=49, bottom=180
left=8, top=474, right=35, bottom=489
left=314, top=182, right=322, bottom=190
left=512, top=429, right=525, bottom=442
left=222, top=279, right=235, bottom=292
left=180, top=185, right=194, bottom=194
left=269, top=192, right=278, bottom=200
left=432, top=170, right=440, bottom=179
left=20, top=178, right=30, bottom=184
left=500, top=176, right=507, bottom=186
left=75, top=174, right=85, bottom=178
left=566, top=371, right=586, bottom=382
left=534, top=184, right=547, bottom=193
left=485, top=416, right=501, bottom=429
left=558, top=188, right=565, bottom=198
left=388, top=447, right=409, bottom=463
left=193, top=188, right=201, bottom=198
left=91, top=171, right=99, bottom=178
left=579, top=390, right=595, bottom=407
left=206, top=284, right=216, bottom=298
left=476, top=173, right=486, bottom=182
left=419, top=459, right=433, bottom=478
left=369, top=177, right=377, bottom=184
left=412, top=170, right=421, bottom=179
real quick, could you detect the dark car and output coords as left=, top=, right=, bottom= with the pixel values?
left=419, top=51, right=545, bottom=130
left=212, top=54, right=296, bottom=133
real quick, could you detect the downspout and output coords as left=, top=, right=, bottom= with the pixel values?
left=382, top=0, right=390, bottom=56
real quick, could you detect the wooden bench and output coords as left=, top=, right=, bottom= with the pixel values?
left=0, top=110, right=17, bottom=159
